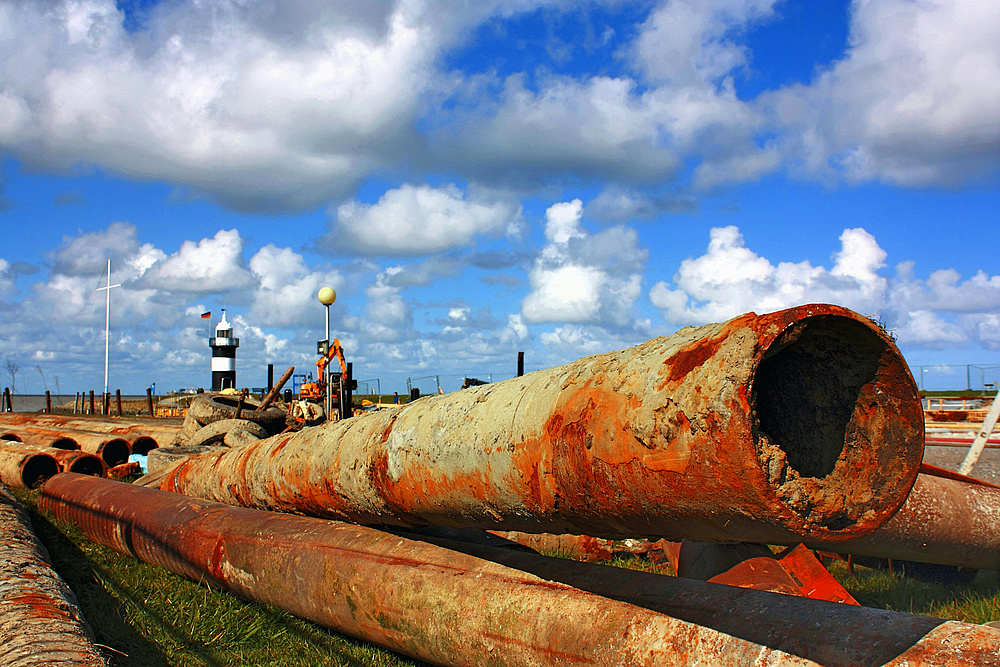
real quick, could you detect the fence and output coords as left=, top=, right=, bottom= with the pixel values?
left=914, top=365, right=1000, bottom=393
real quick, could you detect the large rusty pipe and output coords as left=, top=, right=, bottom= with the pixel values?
left=0, top=414, right=178, bottom=445
left=0, top=425, right=129, bottom=467
left=0, top=483, right=108, bottom=666
left=1, top=428, right=79, bottom=450
left=0, top=442, right=105, bottom=477
left=0, top=443, right=59, bottom=489
left=40, top=474, right=1000, bottom=667
left=159, top=305, right=923, bottom=544
left=808, top=470, right=1000, bottom=570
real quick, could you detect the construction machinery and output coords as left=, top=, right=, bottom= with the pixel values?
left=299, top=338, right=355, bottom=420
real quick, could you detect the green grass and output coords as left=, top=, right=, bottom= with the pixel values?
left=13, top=489, right=425, bottom=667
left=828, top=560, right=1000, bottom=624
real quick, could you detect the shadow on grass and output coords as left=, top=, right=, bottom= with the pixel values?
left=26, top=494, right=424, bottom=667
left=26, top=508, right=173, bottom=667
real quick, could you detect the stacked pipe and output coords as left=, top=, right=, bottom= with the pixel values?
left=0, top=424, right=130, bottom=467
left=156, top=304, right=924, bottom=546
left=0, top=414, right=174, bottom=453
left=39, top=474, right=1000, bottom=667
left=0, top=442, right=59, bottom=489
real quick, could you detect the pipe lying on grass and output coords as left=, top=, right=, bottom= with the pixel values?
left=0, top=443, right=59, bottom=489
left=0, top=426, right=131, bottom=467
left=1, top=442, right=105, bottom=477
left=808, top=466, right=1000, bottom=570
left=40, top=474, right=1000, bottom=667
left=1, top=429, right=79, bottom=450
left=158, top=304, right=924, bottom=545
left=0, top=483, right=107, bottom=666
left=0, top=414, right=175, bottom=451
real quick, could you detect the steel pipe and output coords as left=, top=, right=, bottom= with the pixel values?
left=1, top=429, right=79, bottom=450
left=0, top=441, right=105, bottom=477
left=40, top=474, right=1000, bottom=667
left=0, top=442, right=59, bottom=489
left=0, top=414, right=178, bottom=446
left=0, top=425, right=130, bottom=467
left=159, top=305, right=923, bottom=544
left=0, top=483, right=108, bottom=666
left=808, top=468, right=1000, bottom=570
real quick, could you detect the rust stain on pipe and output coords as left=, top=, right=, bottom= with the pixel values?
left=0, top=483, right=108, bottom=666
left=0, top=414, right=177, bottom=447
left=0, top=425, right=131, bottom=466
left=1, top=428, right=79, bottom=450
left=161, top=305, right=923, bottom=544
left=0, top=442, right=59, bottom=489
left=0, top=441, right=106, bottom=477
left=809, top=470, right=1000, bottom=570
left=40, top=474, right=1000, bottom=667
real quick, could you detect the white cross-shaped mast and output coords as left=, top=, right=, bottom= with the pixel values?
left=96, top=259, right=121, bottom=395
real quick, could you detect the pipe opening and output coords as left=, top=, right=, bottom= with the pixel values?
left=99, top=439, right=131, bottom=467
left=22, top=455, right=59, bottom=489
left=754, top=317, right=884, bottom=479
left=1, top=433, right=22, bottom=441
left=67, top=457, right=105, bottom=477
left=51, top=437, right=79, bottom=451
left=131, top=436, right=158, bottom=455
left=752, top=314, right=920, bottom=533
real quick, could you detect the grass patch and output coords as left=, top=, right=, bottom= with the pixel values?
left=604, top=553, right=1000, bottom=625
left=828, top=560, right=1000, bottom=624
left=13, top=488, right=425, bottom=667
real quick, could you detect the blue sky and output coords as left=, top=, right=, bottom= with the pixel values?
left=0, top=0, right=998, bottom=396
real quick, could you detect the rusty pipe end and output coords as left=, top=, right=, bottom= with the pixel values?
left=21, top=453, right=60, bottom=489
left=97, top=439, right=131, bottom=467
left=130, top=436, right=158, bottom=455
left=66, top=455, right=106, bottom=477
left=751, top=306, right=923, bottom=541
left=51, top=437, right=80, bottom=451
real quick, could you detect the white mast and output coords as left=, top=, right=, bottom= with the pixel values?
left=96, top=259, right=121, bottom=396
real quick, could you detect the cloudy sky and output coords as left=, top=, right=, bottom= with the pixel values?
left=1, top=0, right=998, bottom=396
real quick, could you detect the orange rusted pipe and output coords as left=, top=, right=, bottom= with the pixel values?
left=40, top=474, right=1000, bottom=667
left=1, top=428, right=79, bottom=450
left=0, top=443, right=59, bottom=489
left=158, top=305, right=923, bottom=544
left=808, top=468, right=1000, bottom=570
left=0, top=442, right=106, bottom=477
left=0, top=414, right=177, bottom=448
left=0, top=483, right=108, bottom=666
left=0, top=425, right=129, bottom=467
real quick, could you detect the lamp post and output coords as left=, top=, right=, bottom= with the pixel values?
left=318, top=287, right=337, bottom=420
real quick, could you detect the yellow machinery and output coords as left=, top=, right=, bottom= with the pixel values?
left=300, top=338, right=346, bottom=402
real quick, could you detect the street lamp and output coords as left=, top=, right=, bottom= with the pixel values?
left=318, top=287, right=337, bottom=419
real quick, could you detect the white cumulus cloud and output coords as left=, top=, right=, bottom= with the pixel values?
left=325, top=184, right=521, bottom=256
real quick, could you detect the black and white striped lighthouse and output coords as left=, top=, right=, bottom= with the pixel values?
left=209, top=310, right=239, bottom=391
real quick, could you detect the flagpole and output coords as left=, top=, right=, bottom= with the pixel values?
left=97, top=259, right=121, bottom=398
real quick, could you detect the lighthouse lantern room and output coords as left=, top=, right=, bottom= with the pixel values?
left=209, top=310, right=240, bottom=391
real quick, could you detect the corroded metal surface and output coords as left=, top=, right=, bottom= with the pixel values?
left=662, top=540, right=857, bottom=604
left=41, top=474, right=1000, bottom=667
left=488, top=531, right=615, bottom=561
left=0, top=414, right=177, bottom=449
left=160, top=305, right=923, bottom=544
left=809, top=469, right=1000, bottom=570
left=0, top=443, right=59, bottom=489
left=0, top=424, right=129, bottom=466
left=0, top=442, right=105, bottom=477
left=0, top=483, right=107, bottom=666
left=0, top=428, right=79, bottom=450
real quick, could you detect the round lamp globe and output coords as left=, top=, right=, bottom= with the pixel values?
left=318, top=287, right=337, bottom=306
